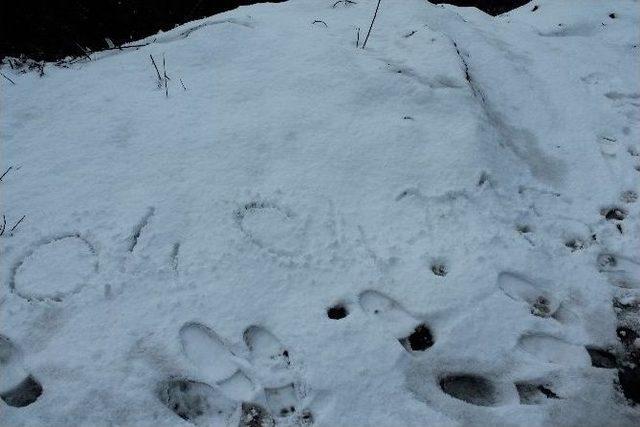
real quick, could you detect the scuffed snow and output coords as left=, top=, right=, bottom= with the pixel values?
left=1, top=0, right=639, bottom=425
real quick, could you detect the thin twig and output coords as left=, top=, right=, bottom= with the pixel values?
left=0, top=166, right=12, bottom=182
left=1, top=72, right=16, bottom=85
left=313, top=20, right=328, bottom=27
left=180, top=78, right=187, bottom=91
left=362, top=0, right=382, bottom=49
left=162, top=54, right=169, bottom=98
left=356, top=27, right=360, bottom=47
left=149, top=54, right=162, bottom=88
left=0, top=215, right=5, bottom=236
left=9, top=215, right=25, bottom=235
left=332, top=0, right=357, bottom=6
left=74, top=41, right=92, bottom=60
left=93, top=42, right=151, bottom=53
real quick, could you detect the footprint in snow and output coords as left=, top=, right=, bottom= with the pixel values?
left=243, top=325, right=291, bottom=377
left=157, top=378, right=238, bottom=425
left=0, top=335, right=43, bottom=408
left=620, top=190, right=638, bottom=204
left=159, top=322, right=313, bottom=425
left=9, top=233, right=98, bottom=302
left=597, top=253, right=640, bottom=289
left=358, top=290, right=434, bottom=352
left=518, top=333, right=591, bottom=367
left=611, top=299, right=640, bottom=405
left=180, top=322, right=244, bottom=386
left=497, top=272, right=562, bottom=318
left=438, top=374, right=501, bottom=407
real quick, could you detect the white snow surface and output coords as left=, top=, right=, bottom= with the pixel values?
left=1, top=0, right=640, bottom=425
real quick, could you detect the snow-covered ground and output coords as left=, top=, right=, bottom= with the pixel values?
left=1, top=0, right=639, bottom=425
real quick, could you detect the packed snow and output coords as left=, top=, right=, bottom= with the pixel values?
left=1, top=0, right=639, bottom=425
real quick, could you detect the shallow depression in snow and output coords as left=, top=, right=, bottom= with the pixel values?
left=11, top=235, right=97, bottom=301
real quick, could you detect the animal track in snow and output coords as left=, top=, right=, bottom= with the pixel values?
left=601, top=206, right=627, bottom=222
left=518, top=334, right=590, bottom=367
left=0, top=335, right=43, bottom=408
left=620, top=190, right=638, bottom=204
left=497, top=272, right=560, bottom=318
left=597, top=253, right=640, bottom=289
left=9, top=233, right=98, bottom=302
left=234, top=201, right=307, bottom=257
left=359, top=290, right=434, bottom=352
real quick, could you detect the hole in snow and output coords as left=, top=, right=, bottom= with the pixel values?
left=327, top=304, right=348, bottom=320
left=0, top=375, right=43, bottom=408
left=516, top=224, right=532, bottom=234
left=516, top=382, right=560, bottom=404
left=616, top=327, right=639, bottom=347
left=618, top=362, right=640, bottom=404
left=477, top=171, right=491, bottom=187
left=399, top=324, right=434, bottom=352
left=601, top=207, right=626, bottom=221
left=431, top=263, right=448, bottom=277
left=564, top=238, right=585, bottom=252
left=531, top=296, right=552, bottom=317
left=586, top=347, right=617, bottom=369
left=299, top=409, right=314, bottom=425
left=439, top=374, right=498, bottom=406
left=239, top=402, right=275, bottom=427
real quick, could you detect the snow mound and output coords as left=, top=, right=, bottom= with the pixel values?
left=1, top=0, right=639, bottom=425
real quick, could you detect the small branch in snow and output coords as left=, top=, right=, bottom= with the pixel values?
left=0, top=166, right=13, bottom=182
left=362, top=0, right=382, bottom=49
left=149, top=54, right=162, bottom=88
left=74, top=41, right=92, bottom=61
left=100, top=42, right=152, bottom=53
left=162, top=53, right=171, bottom=98
left=0, top=215, right=5, bottom=236
left=332, top=0, right=357, bottom=7
left=180, top=78, right=187, bottom=91
left=1, top=72, right=16, bottom=85
left=313, top=20, right=328, bottom=27
left=9, top=215, right=26, bottom=235
left=356, top=27, right=360, bottom=47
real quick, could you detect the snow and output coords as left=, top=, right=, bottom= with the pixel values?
left=1, top=0, right=639, bottom=425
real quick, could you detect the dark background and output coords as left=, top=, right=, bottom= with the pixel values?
left=0, top=1, right=530, bottom=61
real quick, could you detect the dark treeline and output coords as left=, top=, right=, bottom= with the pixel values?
left=0, top=0, right=286, bottom=61
left=429, top=0, right=530, bottom=16
left=1, top=0, right=530, bottom=61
